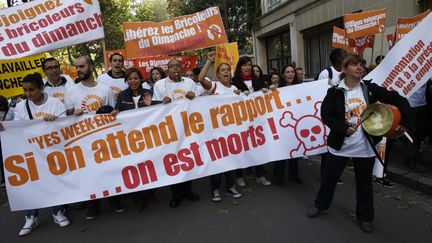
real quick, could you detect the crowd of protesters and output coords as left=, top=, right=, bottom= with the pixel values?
left=1, top=47, right=432, bottom=236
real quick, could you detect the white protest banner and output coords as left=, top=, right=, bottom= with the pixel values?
left=1, top=80, right=329, bottom=211
left=0, top=0, right=105, bottom=60
left=364, top=12, right=432, bottom=98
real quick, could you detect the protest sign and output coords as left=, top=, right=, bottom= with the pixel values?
left=0, top=0, right=105, bottom=60
left=364, top=11, right=432, bottom=98
left=61, top=63, right=77, bottom=80
left=344, top=9, right=386, bottom=39
left=123, top=7, right=228, bottom=58
left=395, top=10, right=430, bottom=42
left=348, top=35, right=375, bottom=55
left=133, top=55, right=197, bottom=80
left=0, top=52, right=47, bottom=98
left=332, top=27, right=350, bottom=50
left=1, top=80, right=329, bottom=210
left=214, top=42, right=238, bottom=76
left=332, top=27, right=360, bottom=54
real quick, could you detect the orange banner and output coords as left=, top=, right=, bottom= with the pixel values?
left=123, top=7, right=228, bottom=58
left=332, top=27, right=350, bottom=50
left=344, top=9, right=386, bottom=39
left=348, top=35, right=375, bottom=55
left=61, top=63, right=77, bottom=80
left=133, top=56, right=197, bottom=80
left=395, top=10, right=431, bottom=42
left=332, top=27, right=357, bottom=54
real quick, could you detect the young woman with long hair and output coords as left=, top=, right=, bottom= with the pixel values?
left=0, top=73, right=70, bottom=236
left=198, top=51, right=242, bottom=202
left=272, top=64, right=303, bottom=185
left=232, top=56, right=271, bottom=187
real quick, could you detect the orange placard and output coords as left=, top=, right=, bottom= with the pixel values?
left=61, top=63, right=77, bottom=80
left=348, top=35, right=375, bottom=55
left=344, top=9, right=386, bottom=39
left=332, top=27, right=357, bottom=54
left=133, top=56, right=197, bottom=80
left=123, top=7, right=228, bottom=58
left=395, top=10, right=431, bottom=42
left=332, top=27, right=350, bottom=49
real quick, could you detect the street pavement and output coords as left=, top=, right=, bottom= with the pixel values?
left=1, top=156, right=431, bottom=243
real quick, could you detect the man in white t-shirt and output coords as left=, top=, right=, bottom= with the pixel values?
left=65, top=56, right=115, bottom=115
left=317, top=48, right=347, bottom=86
left=97, top=53, right=128, bottom=99
left=152, top=58, right=201, bottom=208
left=152, top=59, right=203, bottom=103
left=65, top=56, right=123, bottom=219
left=42, top=58, right=75, bottom=104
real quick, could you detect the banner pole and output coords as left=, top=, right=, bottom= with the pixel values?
left=379, top=31, right=385, bottom=57
left=370, top=35, right=375, bottom=65
left=101, top=39, right=107, bottom=71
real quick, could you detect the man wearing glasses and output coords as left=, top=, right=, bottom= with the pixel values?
left=42, top=58, right=75, bottom=104
left=152, top=58, right=203, bottom=208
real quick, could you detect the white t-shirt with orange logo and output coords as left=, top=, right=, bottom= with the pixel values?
left=64, top=82, right=115, bottom=114
left=152, top=77, right=203, bottom=101
left=43, top=75, right=75, bottom=104
left=14, top=94, right=66, bottom=120
left=97, top=72, right=128, bottom=100
left=328, top=80, right=375, bottom=157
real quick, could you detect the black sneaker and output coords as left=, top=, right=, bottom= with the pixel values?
left=86, top=204, right=99, bottom=220
left=306, top=206, right=321, bottom=218
left=375, top=178, right=394, bottom=188
left=185, top=192, right=200, bottom=202
left=110, top=199, right=125, bottom=213
left=337, top=179, right=344, bottom=185
left=226, top=187, right=242, bottom=198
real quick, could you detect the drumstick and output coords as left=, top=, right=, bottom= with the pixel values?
left=403, top=131, right=414, bottom=143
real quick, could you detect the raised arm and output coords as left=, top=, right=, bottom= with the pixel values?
left=198, top=51, right=215, bottom=90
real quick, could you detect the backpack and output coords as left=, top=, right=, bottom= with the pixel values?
left=315, top=67, right=333, bottom=81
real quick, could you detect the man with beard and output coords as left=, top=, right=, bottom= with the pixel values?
left=97, top=53, right=128, bottom=100
left=64, top=56, right=122, bottom=219
left=152, top=58, right=203, bottom=208
left=65, top=56, right=115, bottom=115
left=42, top=58, right=75, bottom=104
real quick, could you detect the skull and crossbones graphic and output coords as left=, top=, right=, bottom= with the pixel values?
left=279, top=101, right=327, bottom=157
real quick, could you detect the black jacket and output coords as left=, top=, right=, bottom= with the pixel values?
left=115, top=87, right=153, bottom=111
left=232, top=76, right=266, bottom=92
left=321, top=82, right=414, bottom=150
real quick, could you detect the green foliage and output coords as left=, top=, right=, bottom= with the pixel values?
left=134, top=0, right=169, bottom=22
left=166, top=0, right=186, bottom=18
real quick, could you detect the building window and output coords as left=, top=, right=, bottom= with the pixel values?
left=266, top=31, right=291, bottom=74
left=267, top=0, right=281, bottom=12
left=301, top=18, right=343, bottom=78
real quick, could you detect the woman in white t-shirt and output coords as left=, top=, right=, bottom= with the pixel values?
left=198, top=51, right=242, bottom=202
left=307, top=55, right=413, bottom=233
left=0, top=73, right=70, bottom=236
